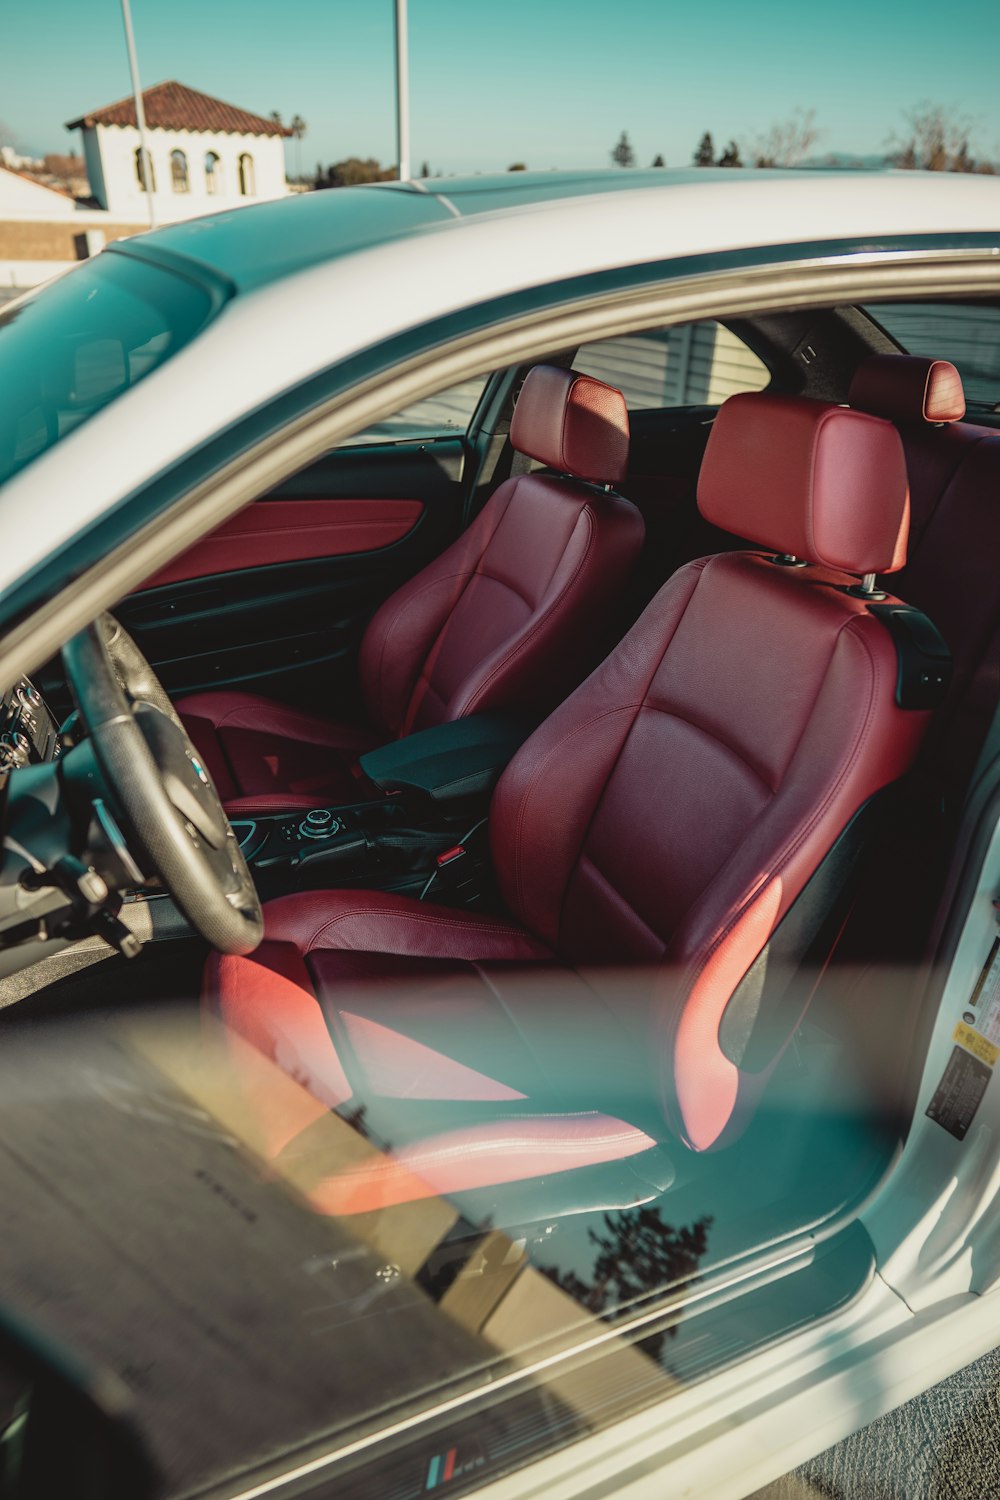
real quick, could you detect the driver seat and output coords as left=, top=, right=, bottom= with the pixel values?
left=176, top=365, right=644, bottom=818
left=205, top=392, right=931, bottom=1216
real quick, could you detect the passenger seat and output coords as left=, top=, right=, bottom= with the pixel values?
left=176, top=366, right=645, bottom=817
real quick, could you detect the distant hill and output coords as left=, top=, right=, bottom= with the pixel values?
left=799, top=152, right=891, bottom=170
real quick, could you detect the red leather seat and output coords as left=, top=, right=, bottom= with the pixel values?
left=177, top=365, right=644, bottom=817
left=206, top=391, right=933, bottom=1215
left=849, top=355, right=1000, bottom=800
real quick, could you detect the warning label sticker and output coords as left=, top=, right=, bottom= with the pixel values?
left=953, top=1020, right=1000, bottom=1068
left=970, top=937, right=1000, bottom=1045
left=927, top=1045, right=992, bottom=1140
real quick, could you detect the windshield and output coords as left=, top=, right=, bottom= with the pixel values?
left=0, top=251, right=216, bottom=491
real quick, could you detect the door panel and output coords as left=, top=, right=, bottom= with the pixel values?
left=142, top=499, right=424, bottom=589
left=117, top=436, right=469, bottom=707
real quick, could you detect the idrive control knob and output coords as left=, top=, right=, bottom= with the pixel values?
left=299, top=808, right=343, bottom=839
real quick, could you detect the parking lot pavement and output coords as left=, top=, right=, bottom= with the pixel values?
left=749, top=1344, right=1000, bottom=1499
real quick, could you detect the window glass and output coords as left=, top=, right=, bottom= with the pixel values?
left=0, top=253, right=216, bottom=489
left=238, top=153, right=255, bottom=197
left=170, top=150, right=189, bottom=194
left=866, top=302, right=1000, bottom=408
left=340, top=375, right=488, bottom=446
left=573, top=322, right=769, bottom=408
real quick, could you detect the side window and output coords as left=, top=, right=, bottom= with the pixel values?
left=340, top=376, right=488, bottom=447
left=170, top=150, right=189, bottom=194
left=866, top=302, right=1000, bottom=410
left=573, top=322, right=769, bottom=408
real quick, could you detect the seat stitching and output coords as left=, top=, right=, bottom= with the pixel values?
left=302, top=908, right=543, bottom=955
left=473, top=564, right=536, bottom=611
left=641, top=702, right=776, bottom=793
left=373, top=569, right=476, bottom=732
left=548, top=558, right=710, bottom=941
left=461, top=508, right=596, bottom=716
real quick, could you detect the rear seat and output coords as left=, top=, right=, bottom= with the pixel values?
left=849, top=355, right=1000, bottom=810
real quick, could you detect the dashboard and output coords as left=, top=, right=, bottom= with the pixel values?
left=0, top=678, right=61, bottom=770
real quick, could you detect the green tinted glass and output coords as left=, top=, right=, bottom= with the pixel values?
left=0, top=252, right=215, bottom=490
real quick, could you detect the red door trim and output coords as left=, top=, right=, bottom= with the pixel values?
left=140, top=499, right=424, bottom=590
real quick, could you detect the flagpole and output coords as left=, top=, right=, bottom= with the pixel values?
left=120, top=0, right=157, bottom=228
left=394, top=0, right=410, bottom=181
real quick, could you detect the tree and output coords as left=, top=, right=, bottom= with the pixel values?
left=541, top=1207, right=713, bottom=1361
left=420, top=161, right=430, bottom=177
left=288, top=114, right=307, bottom=180
left=611, top=130, right=636, bottom=169
left=752, top=107, right=821, bottom=168
left=651, top=153, right=665, bottom=168
left=314, top=157, right=397, bottom=189
left=693, top=132, right=715, bottom=167
left=718, top=140, right=743, bottom=168
left=507, top=162, right=527, bottom=171
left=889, top=103, right=986, bottom=172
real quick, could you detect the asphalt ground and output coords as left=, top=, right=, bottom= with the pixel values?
left=751, top=1345, right=1000, bottom=1499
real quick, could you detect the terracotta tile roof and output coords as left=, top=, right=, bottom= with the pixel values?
left=66, top=81, right=292, bottom=137
left=0, top=163, right=77, bottom=200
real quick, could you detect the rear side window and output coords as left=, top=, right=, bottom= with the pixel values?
left=0, top=251, right=216, bottom=490
left=866, top=302, right=1000, bottom=410
left=573, top=321, right=769, bottom=409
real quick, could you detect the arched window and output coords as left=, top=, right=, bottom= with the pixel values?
left=134, top=146, right=155, bottom=193
left=238, top=153, right=255, bottom=196
left=170, top=149, right=189, bottom=193
left=204, top=151, right=222, bottom=195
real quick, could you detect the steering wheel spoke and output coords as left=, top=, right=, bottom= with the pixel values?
left=62, top=615, right=263, bottom=955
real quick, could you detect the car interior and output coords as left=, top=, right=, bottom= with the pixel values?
left=1, top=296, right=999, bottom=1407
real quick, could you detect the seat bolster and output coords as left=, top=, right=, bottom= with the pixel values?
left=298, top=1113, right=658, bottom=1216
left=662, top=603, right=931, bottom=1152
left=250, top=888, right=553, bottom=962
left=175, top=690, right=380, bottom=813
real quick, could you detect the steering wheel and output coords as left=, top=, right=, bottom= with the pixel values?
left=62, top=614, right=263, bottom=955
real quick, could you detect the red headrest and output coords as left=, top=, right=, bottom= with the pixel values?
left=511, top=365, right=629, bottom=485
left=698, top=392, right=910, bottom=575
left=849, top=355, right=966, bottom=424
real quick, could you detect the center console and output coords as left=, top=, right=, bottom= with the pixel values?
left=231, top=713, right=530, bottom=905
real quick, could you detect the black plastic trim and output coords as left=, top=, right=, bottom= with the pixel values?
left=360, top=715, right=531, bottom=806
left=868, top=603, right=953, bottom=709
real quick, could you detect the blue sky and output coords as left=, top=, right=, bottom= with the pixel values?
left=2, top=0, right=999, bottom=174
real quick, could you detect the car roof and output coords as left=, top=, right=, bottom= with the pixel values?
left=122, top=167, right=1000, bottom=294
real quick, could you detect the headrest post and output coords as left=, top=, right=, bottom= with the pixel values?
left=846, top=571, right=888, bottom=601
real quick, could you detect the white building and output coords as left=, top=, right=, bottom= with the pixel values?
left=65, top=80, right=291, bottom=222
